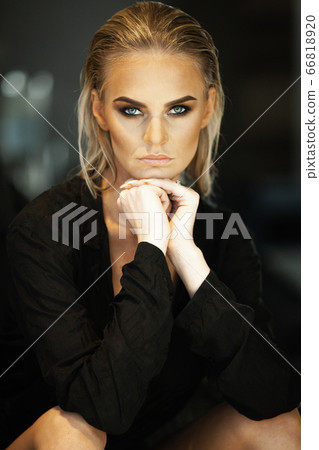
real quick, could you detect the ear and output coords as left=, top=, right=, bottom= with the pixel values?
left=91, top=89, right=109, bottom=131
left=200, top=87, right=216, bottom=129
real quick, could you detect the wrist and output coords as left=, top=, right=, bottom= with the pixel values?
left=168, top=243, right=209, bottom=274
left=167, top=243, right=210, bottom=298
left=167, top=240, right=198, bottom=261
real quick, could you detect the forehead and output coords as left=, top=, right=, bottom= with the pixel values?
left=103, top=52, right=206, bottom=102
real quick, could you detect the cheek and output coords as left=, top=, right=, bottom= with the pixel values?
left=176, top=118, right=202, bottom=148
left=108, top=118, right=139, bottom=152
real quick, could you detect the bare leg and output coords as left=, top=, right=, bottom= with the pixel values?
left=6, top=406, right=107, bottom=450
left=154, top=402, right=301, bottom=450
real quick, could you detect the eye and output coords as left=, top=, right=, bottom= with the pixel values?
left=168, top=105, right=190, bottom=116
left=120, top=106, right=143, bottom=117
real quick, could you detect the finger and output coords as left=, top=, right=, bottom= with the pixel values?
left=119, top=182, right=172, bottom=213
left=140, top=184, right=172, bottom=213
left=119, top=179, right=189, bottom=205
left=119, top=179, right=143, bottom=188
left=121, top=178, right=184, bottom=194
left=155, top=186, right=172, bottom=213
left=143, top=178, right=187, bottom=199
left=121, top=178, right=136, bottom=186
left=120, top=178, right=174, bottom=188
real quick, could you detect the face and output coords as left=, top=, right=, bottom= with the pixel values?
left=91, top=52, right=215, bottom=187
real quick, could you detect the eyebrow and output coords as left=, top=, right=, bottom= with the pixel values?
left=112, top=95, right=197, bottom=108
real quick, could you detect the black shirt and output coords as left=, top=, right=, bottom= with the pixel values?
left=0, top=175, right=300, bottom=448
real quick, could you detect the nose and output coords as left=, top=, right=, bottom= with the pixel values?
left=143, top=116, right=168, bottom=146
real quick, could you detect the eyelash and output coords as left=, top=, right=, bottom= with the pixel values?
left=119, top=105, right=191, bottom=118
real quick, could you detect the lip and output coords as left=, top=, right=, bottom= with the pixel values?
left=138, top=154, right=172, bottom=159
left=138, top=157, right=173, bottom=165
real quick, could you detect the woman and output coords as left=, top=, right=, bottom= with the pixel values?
left=1, top=2, right=300, bottom=449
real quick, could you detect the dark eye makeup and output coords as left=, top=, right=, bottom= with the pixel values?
left=169, top=105, right=191, bottom=116
left=120, top=107, right=142, bottom=117
left=118, top=104, right=191, bottom=118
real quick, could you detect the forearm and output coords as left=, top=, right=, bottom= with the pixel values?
left=168, top=243, right=210, bottom=298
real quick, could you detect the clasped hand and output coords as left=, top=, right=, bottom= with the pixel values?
left=117, top=178, right=200, bottom=255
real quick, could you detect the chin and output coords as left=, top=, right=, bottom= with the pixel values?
left=133, top=168, right=173, bottom=179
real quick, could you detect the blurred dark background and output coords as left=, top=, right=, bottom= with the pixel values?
left=0, top=0, right=300, bottom=372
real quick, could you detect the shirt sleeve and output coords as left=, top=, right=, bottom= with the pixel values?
left=6, top=218, right=174, bottom=435
left=174, top=232, right=300, bottom=420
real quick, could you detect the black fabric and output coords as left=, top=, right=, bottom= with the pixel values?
left=0, top=175, right=300, bottom=449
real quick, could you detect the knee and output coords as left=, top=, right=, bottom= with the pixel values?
left=242, top=407, right=301, bottom=448
left=259, top=408, right=301, bottom=436
left=33, top=406, right=107, bottom=450
left=210, top=403, right=300, bottom=447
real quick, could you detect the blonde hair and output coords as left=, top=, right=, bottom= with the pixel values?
left=76, top=1, right=224, bottom=198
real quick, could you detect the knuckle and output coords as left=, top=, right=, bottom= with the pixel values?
left=192, top=190, right=200, bottom=199
left=192, top=191, right=200, bottom=203
left=138, top=184, right=151, bottom=193
left=126, top=186, right=137, bottom=195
